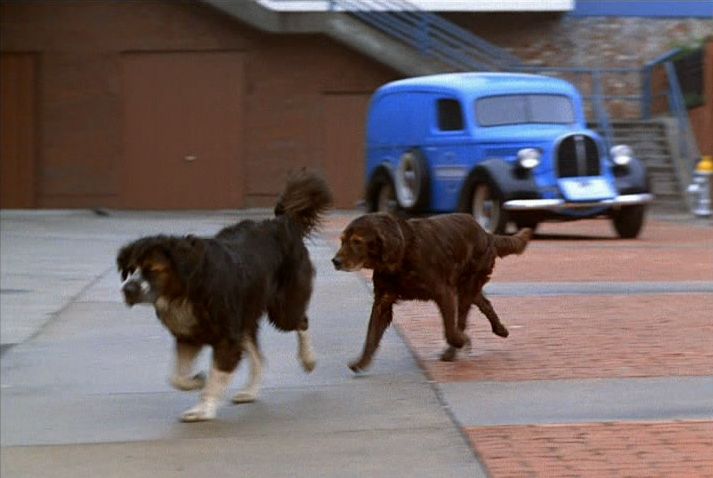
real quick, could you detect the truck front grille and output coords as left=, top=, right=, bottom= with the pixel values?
left=556, top=134, right=600, bottom=178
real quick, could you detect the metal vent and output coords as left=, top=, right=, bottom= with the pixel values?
left=556, top=135, right=600, bottom=178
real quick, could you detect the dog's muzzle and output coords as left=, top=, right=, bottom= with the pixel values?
left=122, top=280, right=142, bottom=306
left=331, top=256, right=362, bottom=272
left=121, top=270, right=153, bottom=306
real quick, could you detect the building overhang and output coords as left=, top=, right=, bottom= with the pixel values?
left=258, top=0, right=574, bottom=12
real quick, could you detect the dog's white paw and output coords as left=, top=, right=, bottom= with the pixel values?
left=300, top=352, right=316, bottom=373
left=180, top=401, right=216, bottom=422
left=170, top=372, right=206, bottom=391
left=297, top=330, right=316, bottom=373
left=231, top=390, right=258, bottom=404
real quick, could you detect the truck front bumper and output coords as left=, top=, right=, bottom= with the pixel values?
left=503, top=193, right=655, bottom=211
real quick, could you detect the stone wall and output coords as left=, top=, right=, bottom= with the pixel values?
left=447, top=13, right=713, bottom=68
left=447, top=13, right=713, bottom=120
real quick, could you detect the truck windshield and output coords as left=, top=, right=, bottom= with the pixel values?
left=475, top=94, right=575, bottom=126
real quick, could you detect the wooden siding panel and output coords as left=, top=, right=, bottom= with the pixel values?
left=122, top=52, right=245, bottom=209
left=0, top=53, right=36, bottom=208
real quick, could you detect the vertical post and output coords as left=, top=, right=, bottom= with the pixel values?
left=641, top=65, right=652, bottom=119
left=664, top=60, right=693, bottom=173
left=592, top=69, right=613, bottom=151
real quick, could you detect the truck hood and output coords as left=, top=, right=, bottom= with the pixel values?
left=474, top=124, right=598, bottom=144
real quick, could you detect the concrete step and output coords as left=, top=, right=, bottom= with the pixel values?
left=601, top=120, right=687, bottom=209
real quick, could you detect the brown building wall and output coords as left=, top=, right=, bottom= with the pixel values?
left=2, top=2, right=711, bottom=209
left=0, top=0, right=396, bottom=209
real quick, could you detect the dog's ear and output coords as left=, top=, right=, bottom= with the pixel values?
left=373, top=215, right=405, bottom=268
left=116, top=244, right=135, bottom=280
left=164, top=236, right=206, bottom=287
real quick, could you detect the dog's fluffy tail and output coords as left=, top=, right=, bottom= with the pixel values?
left=274, top=169, right=333, bottom=236
left=493, top=228, right=532, bottom=258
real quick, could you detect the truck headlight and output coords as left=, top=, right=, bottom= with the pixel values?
left=517, top=148, right=541, bottom=169
left=610, top=145, right=633, bottom=166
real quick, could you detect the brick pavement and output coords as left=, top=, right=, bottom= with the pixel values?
left=394, top=294, right=713, bottom=382
left=323, top=214, right=713, bottom=477
left=493, top=219, right=713, bottom=282
left=467, top=421, right=713, bottom=478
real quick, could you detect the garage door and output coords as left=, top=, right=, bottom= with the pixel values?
left=323, top=93, right=370, bottom=209
left=122, top=52, right=245, bottom=209
left=0, top=53, right=36, bottom=208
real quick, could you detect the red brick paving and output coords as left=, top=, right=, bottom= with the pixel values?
left=324, top=214, right=713, bottom=477
left=394, top=294, right=713, bottom=382
left=466, top=421, right=713, bottom=478
left=494, top=219, right=713, bottom=283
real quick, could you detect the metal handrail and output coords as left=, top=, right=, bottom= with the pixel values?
left=639, top=48, right=702, bottom=175
left=641, top=48, right=682, bottom=119
left=591, top=69, right=614, bottom=151
left=330, top=0, right=522, bottom=71
left=664, top=61, right=701, bottom=173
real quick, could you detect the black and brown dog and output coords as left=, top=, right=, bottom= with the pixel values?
left=332, top=213, right=531, bottom=372
left=117, top=170, right=332, bottom=422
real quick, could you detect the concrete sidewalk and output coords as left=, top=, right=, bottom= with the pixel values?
left=0, top=210, right=485, bottom=477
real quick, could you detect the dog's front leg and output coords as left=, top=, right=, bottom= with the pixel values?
left=170, top=340, right=205, bottom=391
left=181, top=343, right=239, bottom=422
left=437, top=290, right=470, bottom=362
left=349, top=295, right=394, bottom=373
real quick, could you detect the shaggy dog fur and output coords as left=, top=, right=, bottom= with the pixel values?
left=332, top=213, right=531, bottom=371
left=117, top=170, right=332, bottom=421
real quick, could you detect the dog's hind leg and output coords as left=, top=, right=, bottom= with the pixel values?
left=474, top=292, right=509, bottom=338
left=181, top=341, right=240, bottom=422
left=232, top=334, right=263, bottom=404
left=297, top=317, right=316, bottom=373
left=170, top=340, right=205, bottom=391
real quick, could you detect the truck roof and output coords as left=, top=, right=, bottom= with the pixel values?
left=375, top=72, right=579, bottom=99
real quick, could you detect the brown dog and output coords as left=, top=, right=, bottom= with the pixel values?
left=332, top=213, right=531, bottom=372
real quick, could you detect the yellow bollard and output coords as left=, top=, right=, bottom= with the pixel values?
left=687, top=155, right=713, bottom=217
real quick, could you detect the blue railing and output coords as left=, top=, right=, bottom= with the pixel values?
left=328, top=0, right=523, bottom=71
left=641, top=49, right=682, bottom=119
left=639, top=49, right=701, bottom=173
left=663, top=61, right=701, bottom=173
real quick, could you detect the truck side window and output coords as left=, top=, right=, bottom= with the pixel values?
left=437, top=99, right=464, bottom=131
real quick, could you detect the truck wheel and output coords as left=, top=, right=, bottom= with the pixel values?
left=366, top=172, right=397, bottom=213
left=394, top=150, right=429, bottom=212
left=470, top=182, right=508, bottom=234
left=515, top=218, right=539, bottom=233
left=611, top=205, right=646, bottom=239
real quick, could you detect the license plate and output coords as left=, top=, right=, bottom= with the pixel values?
left=558, top=177, right=615, bottom=201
